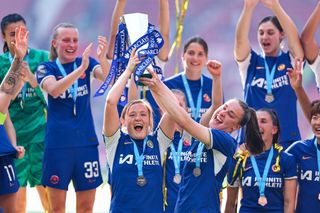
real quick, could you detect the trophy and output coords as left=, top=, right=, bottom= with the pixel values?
left=122, top=13, right=154, bottom=82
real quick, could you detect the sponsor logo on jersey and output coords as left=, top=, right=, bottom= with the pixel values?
left=36, top=64, right=47, bottom=78
left=119, top=154, right=134, bottom=164
left=203, top=93, right=211, bottom=102
left=50, top=175, right=60, bottom=184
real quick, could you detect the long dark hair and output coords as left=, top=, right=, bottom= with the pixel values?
left=259, top=16, right=283, bottom=33
left=183, top=36, right=208, bottom=56
left=237, top=99, right=264, bottom=155
left=1, top=13, right=26, bottom=53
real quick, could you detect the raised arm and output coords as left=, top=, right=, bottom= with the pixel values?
left=140, top=69, right=211, bottom=146
left=94, top=36, right=111, bottom=82
left=261, top=0, right=304, bottom=59
left=234, top=0, right=259, bottom=61
left=41, top=43, right=92, bottom=98
left=103, top=51, right=139, bottom=136
left=107, top=0, right=126, bottom=59
left=288, top=58, right=312, bottom=122
left=301, top=2, right=320, bottom=64
left=200, top=60, right=222, bottom=127
left=0, top=26, right=28, bottom=112
left=158, top=0, right=170, bottom=61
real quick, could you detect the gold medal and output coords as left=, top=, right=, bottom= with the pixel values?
left=265, top=94, right=274, bottom=103
left=173, top=174, right=181, bottom=184
left=137, top=176, right=147, bottom=187
left=193, top=168, right=201, bottom=177
left=258, top=196, right=268, bottom=206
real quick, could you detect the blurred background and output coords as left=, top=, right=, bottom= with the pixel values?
left=1, top=0, right=319, bottom=212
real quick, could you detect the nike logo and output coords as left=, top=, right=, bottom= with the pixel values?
left=124, top=142, right=132, bottom=145
left=243, top=166, right=252, bottom=171
left=302, top=156, right=312, bottom=160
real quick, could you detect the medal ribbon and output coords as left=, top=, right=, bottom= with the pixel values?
left=250, top=146, right=274, bottom=198
left=170, top=138, right=183, bottom=175
left=55, top=59, right=78, bottom=111
left=263, top=51, right=281, bottom=96
left=94, top=23, right=164, bottom=97
left=195, top=142, right=205, bottom=169
left=182, top=74, right=203, bottom=121
left=314, top=138, right=320, bottom=177
left=131, top=137, right=148, bottom=177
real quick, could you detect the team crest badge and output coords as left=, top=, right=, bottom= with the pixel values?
left=50, top=175, right=60, bottom=184
left=120, top=95, right=126, bottom=102
left=147, top=140, right=154, bottom=148
left=277, top=64, right=285, bottom=71
left=80, top=72, right=86, bottom=79
left=183, top=138, right=191, bottom=146
left=203, top=94, right=211, bottom=102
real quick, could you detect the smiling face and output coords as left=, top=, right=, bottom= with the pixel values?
left=182, top=42, right=208, bottom=77
left=123, top=102, right=152, bottom=140
left=52, top=27, right=79, bottom=63
left=209, top=100, right=244, bottom=133
left=311, top=114, right=320, bottom=140
left=258, top=21, right=284, bottom=57
left=2, top=21, right=26, bottom=55
left=257, top=111, right=278, bottom=145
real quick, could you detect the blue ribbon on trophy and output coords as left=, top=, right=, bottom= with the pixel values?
left=94, top=13, right=164, bottom=98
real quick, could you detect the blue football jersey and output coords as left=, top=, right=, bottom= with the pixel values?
left=238, top=50, right=301, bottom=147
left=286, top=138, right=320, bottom=213
left=175, top=128, right=236, bottom=213
left=105, top=128, right=171, bottom=213
left=36, top=57, right=99, bottom=149
left=229, top=146, right=297, bottom=213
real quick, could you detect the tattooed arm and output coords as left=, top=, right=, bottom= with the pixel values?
left=0, top=26, right=28, bottom=113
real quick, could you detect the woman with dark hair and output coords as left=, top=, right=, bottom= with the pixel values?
left=0, top=25, right=27, bottom=213
left=286, top=100, right=320, bottom=213
left=227, top=108, right=297, bottom=213
left=36, top=23, right=110, bottom=212
left=0, top=13, right=49, bottom=212
left=287, top=58, right=320, bottom=213
left=139, top=69, right=259, bottom=213
left=234, top=0, right=304, bottom=150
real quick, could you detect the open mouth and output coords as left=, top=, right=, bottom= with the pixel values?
left=214, top=114, right=223, bottom=124
left=134, top=124, right=143, bottom=131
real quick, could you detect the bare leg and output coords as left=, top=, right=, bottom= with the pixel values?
left=15, top=187, right=26, bottom=213
left=0, top=193, right=17, bottom=213
left=36, top=185, right=49, bottom=212
left=47, top=187, right=67, bottom=213
left=76, top=189, right=96, bottom=213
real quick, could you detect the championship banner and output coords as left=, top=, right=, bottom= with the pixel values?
left=94, top=13, right=164, bottom=97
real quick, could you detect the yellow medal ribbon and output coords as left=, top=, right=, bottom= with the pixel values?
left=0, top=112, right=7, bottom=125
left=169, top=0, right=189, bottom=74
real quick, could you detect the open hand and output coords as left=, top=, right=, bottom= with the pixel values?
left=12, top=26, right=29, bottom=60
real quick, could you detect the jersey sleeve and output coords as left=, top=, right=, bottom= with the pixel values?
left=36, top=62, right=55, bottom=88
left=307, top=54, right=320, bottom=88
left=209, top=128, right=236, bottom=157
left=281, top=151, right=298, bottom=179
left=103, top=128, right=121, bottom=172
left=156, top=127, right=172, bottom=165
